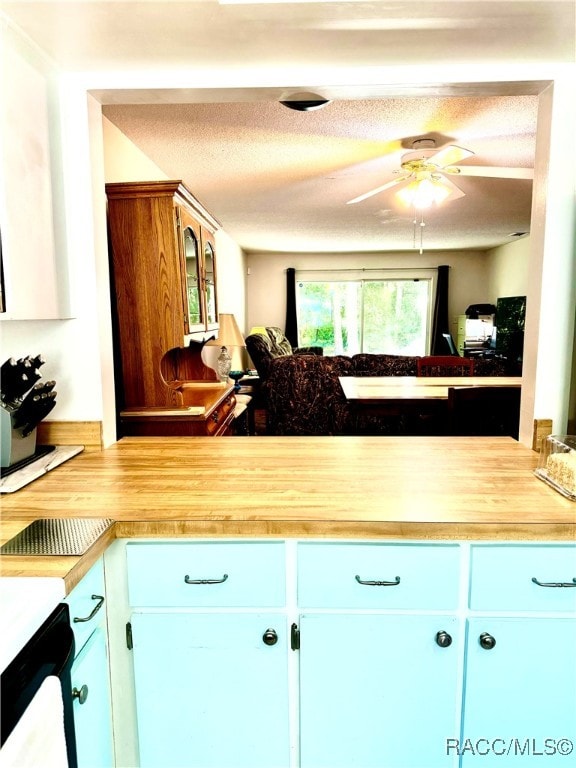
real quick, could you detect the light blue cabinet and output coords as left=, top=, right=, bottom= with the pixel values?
left=299, top=613, right=461, bottom=768
left=462, top=617, right=576, bottom=766
left=71, top=626, right=115, bottom=768
left=126, top=540, right=290, bottom=768
left=131, top=612, right=290, bottom=768
left=297, top=542, right=462, bottom=768
left=66, top=558, right=114, bottom=768
left=460, top=544, right=576, bottom=767
left=119, top=539, right=575, bottom=768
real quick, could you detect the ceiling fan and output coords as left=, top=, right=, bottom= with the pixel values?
left=347, top=138, right=534, bottom=206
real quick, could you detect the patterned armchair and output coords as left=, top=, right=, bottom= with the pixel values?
left=245, top=327, right=323, bottom=381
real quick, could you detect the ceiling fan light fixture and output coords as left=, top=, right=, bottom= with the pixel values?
left=396, top=175, right=451, bottom=209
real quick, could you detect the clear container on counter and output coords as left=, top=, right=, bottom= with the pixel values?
left=534, top=434, right=576, bottom=500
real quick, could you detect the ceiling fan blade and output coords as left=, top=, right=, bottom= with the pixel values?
left=436, top=174, right=466, bottom=201
left=429, top=144, right=475, bottom=168
left=449, top=165, right=534, bottom=180
left=347, top=175, right=408, bottom=205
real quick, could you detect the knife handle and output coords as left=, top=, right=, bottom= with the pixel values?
left=21, top=396, right=57, bottom=437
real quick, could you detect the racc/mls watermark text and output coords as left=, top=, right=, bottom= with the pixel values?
left=446, top=738, right=574, bottom=757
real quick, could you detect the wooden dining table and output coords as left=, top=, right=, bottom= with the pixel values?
left=338, top=376, right=522, bottom=435
left=339, top=376, right=522, bottom=404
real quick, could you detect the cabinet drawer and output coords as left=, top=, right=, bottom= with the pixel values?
left=65, top=558, right=106, bottom=656
left=206, top=396, right=235, bottom=436
left=297, top=542, right=461, bottom=609
left=126, top=541, right=286, bottom=607
left=469, top=544, right=576, bottom=611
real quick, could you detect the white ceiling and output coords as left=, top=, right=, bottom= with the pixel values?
left=1, top=1, right=574, bottom=253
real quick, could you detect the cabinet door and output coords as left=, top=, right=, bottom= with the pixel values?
left=71, top=626, right=114, bottom=768
left=131, top=612, right=290, bottom=768
left=178, top=206, right=204, bottom=333
left=462, top=617, right=576, bottom=766
left=299, top=613, right=461, bottom=768
left=202, top=230, right=218, bottom=330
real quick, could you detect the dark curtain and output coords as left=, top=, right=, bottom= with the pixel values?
left=431, top=265, right=450, bottom=355
left=285, top=267, right=298, bottom=347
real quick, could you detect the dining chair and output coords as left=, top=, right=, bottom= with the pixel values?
left=417, top=355, right=475, bottom=376
left=448, top=386, right=521, bottom=438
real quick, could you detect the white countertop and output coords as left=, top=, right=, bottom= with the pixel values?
left=0, top=577, right=65, bottom=671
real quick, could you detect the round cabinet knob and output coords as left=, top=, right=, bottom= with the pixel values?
left=479, top=632, right=496, bottom=650
left=262, top=628, right=278, bottom=646
left=72, top=684, right=89, bottom=705
left=435, top=630, right=453, bottom=648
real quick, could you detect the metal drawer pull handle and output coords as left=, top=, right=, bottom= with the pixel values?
left=73, top=594, right=104, bottom=623
left=531, top=577, right=576, bottom=588
left=184, top=574, right=229, bottom=585
left=72, top=685, right=89, bottom=705
left=355, top=575, right=400, bottom=586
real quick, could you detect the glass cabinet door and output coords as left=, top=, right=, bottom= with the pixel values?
left=183, top=226, right=202, bottom=328
left=178, top=203, right=218, bottom=333
left=204, top=240, right=217, bottom=327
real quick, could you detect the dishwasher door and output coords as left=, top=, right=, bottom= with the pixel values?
left=1, top=602, right=77, bottom=768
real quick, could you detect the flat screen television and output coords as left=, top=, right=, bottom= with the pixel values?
left=495, top=296, right=526, bottom=366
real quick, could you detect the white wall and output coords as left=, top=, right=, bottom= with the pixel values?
left=103, top=118, right=169, bottom=183
left=521, top=80, right=576, bottom=442
left=486, top=236, right=530, bottom=301
left=246, top=249, right=491, bottom=340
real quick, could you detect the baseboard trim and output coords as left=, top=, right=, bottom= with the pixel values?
left=36, top=421, right=103, bottom=452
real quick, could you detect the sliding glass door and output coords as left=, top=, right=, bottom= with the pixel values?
left=296, top=272, right=434, bottom=356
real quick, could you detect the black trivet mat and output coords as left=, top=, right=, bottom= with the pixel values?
left=0, top=444, right=55, bottom=478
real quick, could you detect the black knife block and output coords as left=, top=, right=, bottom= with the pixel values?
left=0, top=406, right=37, bottom=468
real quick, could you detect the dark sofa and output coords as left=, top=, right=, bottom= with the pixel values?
left=260, top=352, right=510, bottom=436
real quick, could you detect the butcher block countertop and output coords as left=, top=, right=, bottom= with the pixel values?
left=1, top=436, right=575, bottom=591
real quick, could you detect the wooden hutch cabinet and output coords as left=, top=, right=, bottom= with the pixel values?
left=106, top=180, right=235, bottom=437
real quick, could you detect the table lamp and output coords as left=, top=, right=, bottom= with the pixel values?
left=206, top=314, right=246, bottom=381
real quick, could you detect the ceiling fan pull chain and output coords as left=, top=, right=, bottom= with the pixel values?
left=420, top=211, right=425, bottom=255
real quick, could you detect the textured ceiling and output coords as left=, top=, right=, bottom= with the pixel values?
left=2, top=0, right=568, bottom=252
left=103, top=95, right=539, bottom=252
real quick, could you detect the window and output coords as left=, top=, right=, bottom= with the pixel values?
left=296, top=270, right=436, bottom=356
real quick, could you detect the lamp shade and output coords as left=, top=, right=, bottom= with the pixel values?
left=206, top=314, right=245, bottom=348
